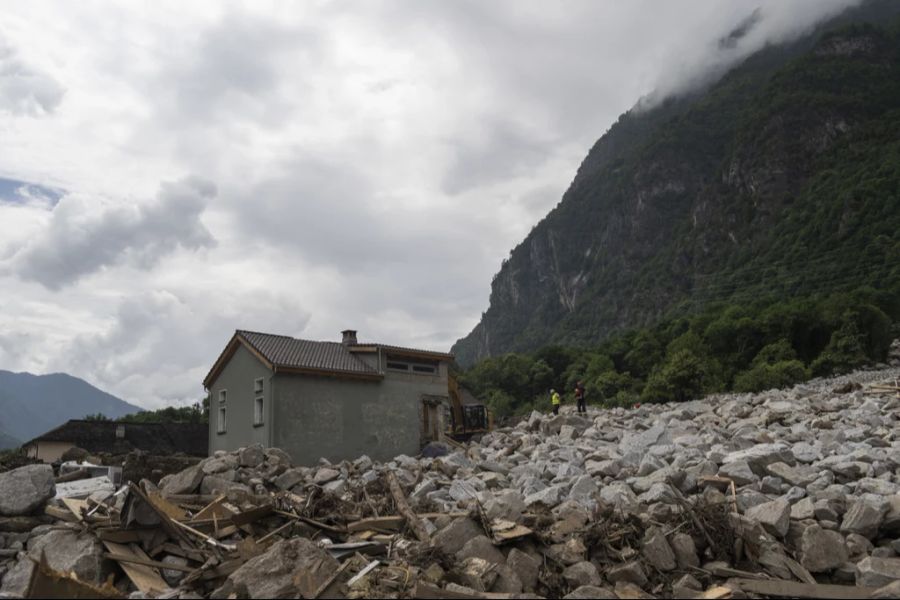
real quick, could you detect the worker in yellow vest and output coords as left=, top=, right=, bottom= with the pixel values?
left=550, top=388, right=561, bottom=415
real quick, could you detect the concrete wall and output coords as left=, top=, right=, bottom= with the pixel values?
left=208, top=344, right=273, bottom=455
left=273, top=363, right=448, bottom=465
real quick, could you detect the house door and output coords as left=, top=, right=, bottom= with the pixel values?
left=421, top=398, right=442, bottom=443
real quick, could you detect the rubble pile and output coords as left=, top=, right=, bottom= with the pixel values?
left=1, top=369, right=900, bottom=598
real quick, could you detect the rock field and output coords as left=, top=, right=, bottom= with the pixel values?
left=1, top=367, right=900, bottom=598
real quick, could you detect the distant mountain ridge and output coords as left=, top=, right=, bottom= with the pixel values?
left=452, top=0, right=900, bottom=366
left=0, top=370, right=141, bottom=448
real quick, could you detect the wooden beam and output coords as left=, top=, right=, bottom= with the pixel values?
left=103, top=554, right=195, bottom=573
left=101, top=542, right=169, bottom=596
left=385, top=471, right=430, bottom=543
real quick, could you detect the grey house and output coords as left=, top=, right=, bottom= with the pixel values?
left=203, top=329, right=453, bottom=465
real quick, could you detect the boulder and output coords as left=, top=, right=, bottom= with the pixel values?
left=433, top=518, right=483, bottom=555
left=0, top=559, right=34, bottom=597
left=456, top=536, right=505, bottom=565
left=313, top=468, right=341, bottom=485
left=841, top=498, right=887, bottom=539
left=799, top=525, right=848, bottom=572
left=213, top=538, right=338, bottom=598
left=718, top=460, right=758, bottom=486
left=28, top=528, right=107, bottom=584
left=562, top=561, right=603, bottom=589
left=745, top=498, right=790, bottom=538
left=641, top=527, right=676, bottom=571
left=0, top=465, right=55, bottom=516
left=506, top=548, right=540, bottom=591
left=669, top=532, right=699, bottom=569
left=238, top=444, right=265, bottom=468
left=274, top=468, right=305, bottom=490
left=857, top=556, right=900, bottom=588
left=606, top=561, right=648, bottom=587
left=564, top=585, right=616, bottom=599
left=161, top=463, right=204, bottom=496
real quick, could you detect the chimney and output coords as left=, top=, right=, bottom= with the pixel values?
left=341, top=329, right=358, bottom=345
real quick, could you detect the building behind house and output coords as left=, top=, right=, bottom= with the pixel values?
left=22, top=420, right=209, bottom=463
left=203, top=329, right=454, bottom=465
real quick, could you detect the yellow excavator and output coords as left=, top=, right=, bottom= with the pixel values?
left=445, top=375, right=493, bottom=440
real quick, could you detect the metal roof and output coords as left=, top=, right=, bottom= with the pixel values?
left=237, top=330, right=379, bottom=375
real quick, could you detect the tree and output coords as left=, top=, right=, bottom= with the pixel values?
left=84, top=413, right=110, bottom=421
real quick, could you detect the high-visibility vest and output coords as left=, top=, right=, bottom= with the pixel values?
left=551, top=392, right=561, bottom=405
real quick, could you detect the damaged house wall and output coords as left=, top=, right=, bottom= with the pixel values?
left=273, top=359, right=449, bottom=466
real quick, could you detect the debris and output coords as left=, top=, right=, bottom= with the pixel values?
left=1, top=367, right=899, bottom=598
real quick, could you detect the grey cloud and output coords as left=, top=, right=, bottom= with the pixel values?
left=156, top=13, right=319, bottom=126
left=63, top=289, right=311, bottom=407
left=441, top=120, right=552, bottom=195
left=0, top=35, right=64, bottom=116
left=10, top=176, right=216, bottom=289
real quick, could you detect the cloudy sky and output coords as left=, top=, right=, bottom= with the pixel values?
left=0, top=0, right=858, bottom=408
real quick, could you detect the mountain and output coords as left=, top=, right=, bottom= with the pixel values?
left=0, top=370, right=141, bottom=447
left=453, top=0, right=900, bottom=367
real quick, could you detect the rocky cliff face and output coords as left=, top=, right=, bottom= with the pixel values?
left=453, top=2, right=900, bottom=367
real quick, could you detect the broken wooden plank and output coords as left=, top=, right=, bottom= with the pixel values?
left=124, top=483, right=195, bottom=549
left=258, top=520, right=294, bottom=545
left=44, top=505, right=80, bottom=523
left=198, top=558, right=245, bottom=581
left=155, top=542, right=206, bottom=563
left=708, top=565, right=767, bottom=580
left=347, top=516, right=404, bottom=533
left=101, top=541, right=169, bottom=596
left=102, top=553, right=195, bottom=573
left=191, top=494, right=231, bottom=521
left=698, top=587, right=733, bottom=599
left=346, top=559, right=380, bottom=587
left=386, top=470, right=430, bottom=543
left=230, top=504, right=273, bottom=526
left=311, top=558, right=355, bottom=599
left=171, top=518, right=237, bottom=552
left=732, top=578, right=879, bottom=599
left=95, top=529, right=144, bottom=544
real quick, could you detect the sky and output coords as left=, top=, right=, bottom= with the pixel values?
left=0, top=0, right=860, bottom=408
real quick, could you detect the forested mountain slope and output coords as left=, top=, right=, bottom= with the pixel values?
left=453, top=1, right=900, bottom=366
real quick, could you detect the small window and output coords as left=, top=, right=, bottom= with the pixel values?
left=387, top=361, right=410, bottom=371
left=254, top=397, right=264, bottom=426
left=254, top=378, right=264, bottom=394
left=412, top=364, right=437, bottom=374
left=217, top=390, right=227, bottom=434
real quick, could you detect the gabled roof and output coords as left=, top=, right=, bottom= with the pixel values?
left=203, top=330, right=454, bottom=388
left=23, top=420, right=208, bottom=457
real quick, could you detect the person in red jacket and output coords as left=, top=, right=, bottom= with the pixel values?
left=575, top=381, right=586, bottom=414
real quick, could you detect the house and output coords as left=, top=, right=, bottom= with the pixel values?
left=203, top=329, right=454, bottom=465
left=22, top=420, right=209, bottom=463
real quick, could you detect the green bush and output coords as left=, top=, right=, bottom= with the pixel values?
left=733, top=360, right=810, bottom=393
left=591, top=370, right=637, bottom=402
left=811, top=318, right=869, bottom=375
left=641, top=350, right=710, bottom=403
